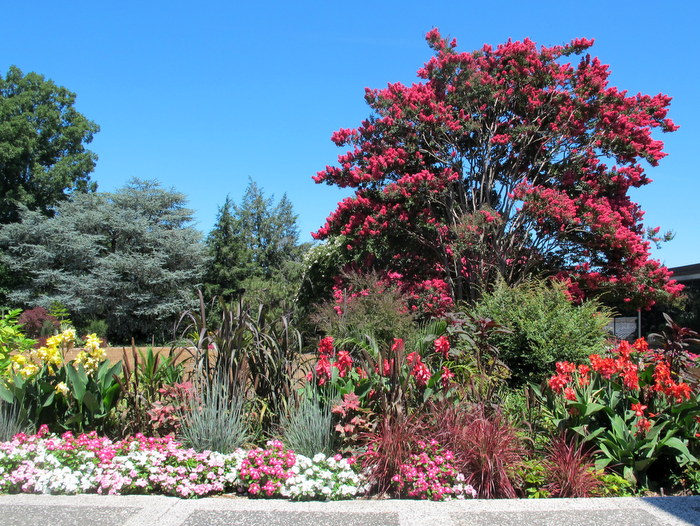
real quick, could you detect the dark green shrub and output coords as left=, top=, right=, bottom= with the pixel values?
left=83, top=319, right=109, bottom=341
left=474, top=279, right=612, bottom=383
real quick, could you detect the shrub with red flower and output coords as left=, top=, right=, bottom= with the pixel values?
left=308, top=332, right=456, bottom=422
left=542, top=338, right=699, bottom=486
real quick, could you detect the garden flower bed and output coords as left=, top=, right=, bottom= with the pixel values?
left=0, top=426, right=368, bottom=500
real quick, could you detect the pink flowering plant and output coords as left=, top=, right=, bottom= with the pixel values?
left=0, top=427, right=365, bottom=499
left=391, top=439, right=477, bottom=501
left=237, top=440, right=296, bottom=497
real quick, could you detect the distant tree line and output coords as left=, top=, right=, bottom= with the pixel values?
left=0, top=66, right=309, bottom=343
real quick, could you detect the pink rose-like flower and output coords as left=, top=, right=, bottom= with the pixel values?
left=433, top=336, right=450, bottom=359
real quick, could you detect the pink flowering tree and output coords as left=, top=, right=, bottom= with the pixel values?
left=313, top=29, right=681, bottom=309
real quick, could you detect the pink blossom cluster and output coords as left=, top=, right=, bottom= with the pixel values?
left=0, top=426, right=240, bottom=498
left=237, top=440, right=297, bottom=497
left=391, top=440, right=477, bottom=501
left=312, top=28, right=682, bottom=310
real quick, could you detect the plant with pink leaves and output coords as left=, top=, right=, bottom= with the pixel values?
left=391, top=439, right=477, bottom=501
left=237, top=440, right=297, bottom=497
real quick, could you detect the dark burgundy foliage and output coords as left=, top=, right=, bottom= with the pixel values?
left=543, top=434, right=602, bottom=498
left=18, top=307, right=59, bottom=339
left=430, top=403, right=525, bottom=498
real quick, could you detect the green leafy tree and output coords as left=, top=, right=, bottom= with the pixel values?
left=204, top=180, right=309, bottom=313
left=0, top=66, right=99, bottom=224
left=203, top=196, right=244, bottom=299
left=0, top=179, right=205, bottom=342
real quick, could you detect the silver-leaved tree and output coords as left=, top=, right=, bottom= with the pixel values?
left=0, top=179, right=205, bottom=342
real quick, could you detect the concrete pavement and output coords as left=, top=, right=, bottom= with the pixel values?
left=0, top=494, right=699, bottom=526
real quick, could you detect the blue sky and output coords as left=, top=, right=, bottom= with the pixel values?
left=3, top=1, right=698, bottom=268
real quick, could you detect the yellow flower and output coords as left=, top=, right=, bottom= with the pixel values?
left=54, top=382, right=70, bottom=396
left=19, top=363, right=39, bottom=379
left=45, top=335, right=62, bottom=348
left=11, top=354, right=27, bottom=366
left=74, top=351, right=99, bottom=374
left=33, top=345, right=62, bottom=367
left=84, top=333, right=102, bottom=353
left=60, top=328, right=76, bottom=347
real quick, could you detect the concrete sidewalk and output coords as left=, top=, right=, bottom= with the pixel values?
left=0, top=494, right=699, bottom=526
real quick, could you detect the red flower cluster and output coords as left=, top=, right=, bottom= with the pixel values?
left=650, top=354, right=693, bottom=402
left=406, top=351, right=431, bottom=387
left=433, top=336, right=450, bottom=359
left=310, top=337, right=354, bottom=385
left=313, top=29, right=682, bottom=309
left=309, top=332, right=459, bottom=398
left=587, top=342, right=639, bottom=390
left=548, top=338, right=695, bottom=405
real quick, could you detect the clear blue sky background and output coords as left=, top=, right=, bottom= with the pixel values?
left=3, top=1, right=698, bottom=268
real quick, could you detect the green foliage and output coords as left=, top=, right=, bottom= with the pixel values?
left=203, top=181, right=309, bottom=317
left=62, top=360, right=122, bottom=433
left=0, top=179, right=205, bottom=342
left=311, top=271, right=418, bottom=345
left=0, top=66, right=99, bottom=225
left=176, top=374, right=248, bottom=453
left=114, top=343, right=186, bottom=437
left=48, top=302, right=73, bottom=328
left=0, top=309, right=36, bottom=373
left=83, top=319, right=109, bottom=340
left=443, top=311, right=511, bottom=404
left=516, top=458, right=551, bottom=498
left=474, top=279, right=612, bottom=383
left=297, top=237, right=346, bottom=313
left=672, top=464, right=700, bottom=495
left=591, top=471, right=636, bottom=497
left=204, top=196, right=244, bottom=299
left=282, top=386, right=337, bottom=457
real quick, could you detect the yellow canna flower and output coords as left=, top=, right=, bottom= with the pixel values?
left=19, top=363, right=39, bottom=379
left=60, top=328, right=76, bottom=346
left=54, top=382, right=70, bottom=396
left=11, top=354, right=27, bottom=366
left=84, top=333, right=102, bottom=353
left=45, top=335, right=62, bottom=348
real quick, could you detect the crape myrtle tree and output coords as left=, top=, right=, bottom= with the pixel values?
left=0, top=179, right=205, bottom=342
left=312, top=29, right=681, bottom=312
left=0, top=66, right=99, bottom=224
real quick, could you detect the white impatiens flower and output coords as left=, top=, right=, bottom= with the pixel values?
left=282, top=453, right=364, bottom=501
